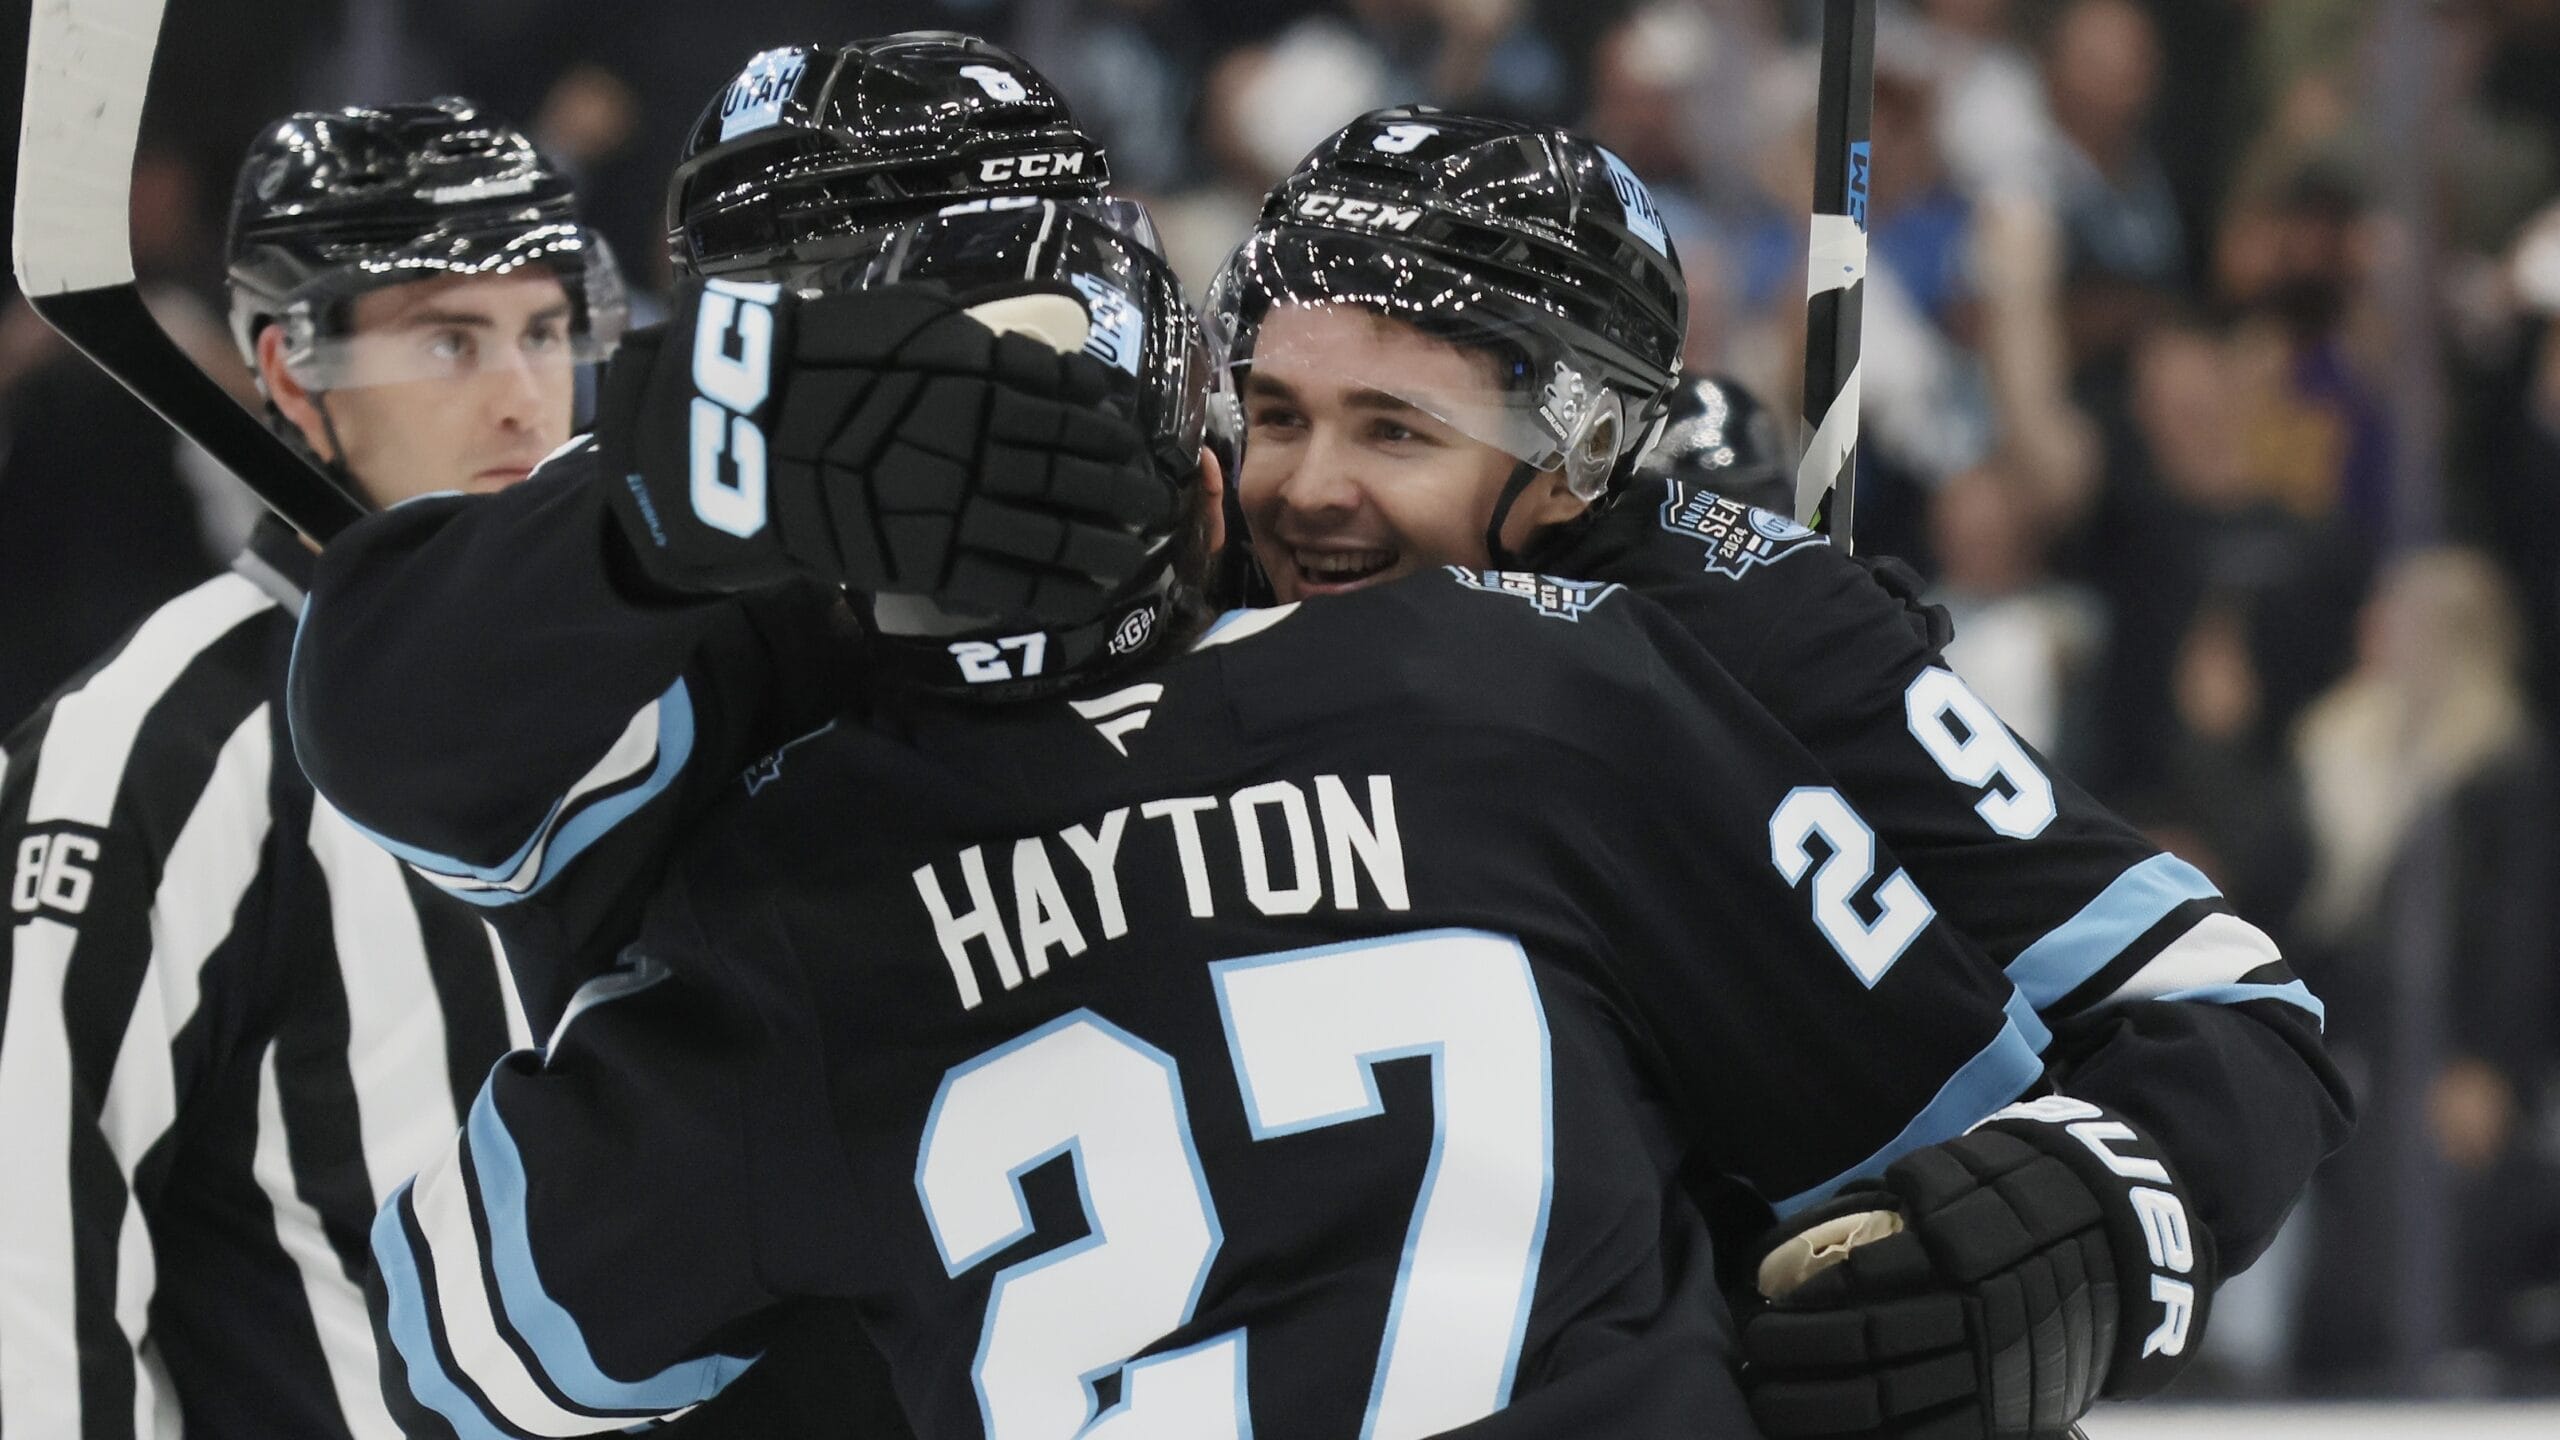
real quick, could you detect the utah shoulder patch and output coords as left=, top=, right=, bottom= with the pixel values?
left=1657, top=481, right=1829, bottom=579
left=1446, top=567, right=1625, bottom=621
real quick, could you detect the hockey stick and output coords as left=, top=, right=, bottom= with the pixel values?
left=1797, top=0, right=1874, bottom=551
left=14, top=0, right=366, bottom=542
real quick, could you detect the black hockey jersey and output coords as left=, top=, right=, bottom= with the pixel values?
left=290, top=449, right=2346, bottom=1313
left=1535, top=480, right=2349, bottom=1271
left=369, top=568, right=2070, bottom=1440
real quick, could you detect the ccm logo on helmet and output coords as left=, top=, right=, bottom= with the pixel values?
left=1986, top=1096, right=2200, bottom=1361
left=1294, top=193, right=1423, bottom=233
left=689, top=279, right=780, bottom=539
left=978, top=152, right=1087, bottom=183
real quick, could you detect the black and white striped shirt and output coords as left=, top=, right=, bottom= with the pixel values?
left=0, top=519, right=531, bottom=1440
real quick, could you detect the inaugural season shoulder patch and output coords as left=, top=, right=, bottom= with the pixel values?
left=1446, top=567, right=1625, bottom=621
left=1657, top=483, right=1829, bottom=579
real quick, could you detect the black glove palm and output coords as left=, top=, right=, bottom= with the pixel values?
left=600, top=280, right=1175, bottom=625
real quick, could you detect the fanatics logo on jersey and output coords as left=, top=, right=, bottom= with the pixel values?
left=1068, top=683, right=1161, bottom=757
left=1657, top=483, right=1828, bottom=580
left=1446, top=567, right=1625, bottom=621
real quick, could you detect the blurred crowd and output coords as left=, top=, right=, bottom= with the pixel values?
left=5, top=0, right=2560, bottom=1402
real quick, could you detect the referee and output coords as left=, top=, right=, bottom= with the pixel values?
left=0, top=100, right=624, bottom=1438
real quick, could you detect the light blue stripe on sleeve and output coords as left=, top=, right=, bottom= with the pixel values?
left=372, top=1185, right=517, bottom=1440
left=347, top=679, right=695, bottom=901
left=2005, top=987, right=2053, bottom=1056
left=497, top=682, right=695, bottom=897
left=429, top=881, right=542, bottom=911
left=467, top=1084, right=759, bottom=1413
left=1776, top=1011, right=2048, bottom=1217
left=2007, top=854, right=2222, bottom=1009
left=2152, top=979, right=2326, bottom=1029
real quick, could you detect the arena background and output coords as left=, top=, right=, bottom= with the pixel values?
left=3, top=0, right=2558, bottom=1424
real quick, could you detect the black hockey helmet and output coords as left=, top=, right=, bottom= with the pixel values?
left=1205, top=107, right=1688, bottom=509
left=667, top=33, right=1111, bottom=279
left=1629, top=372, right=1794, bottom=515
left=226, top=97, right=626, bottom=389
left=793, top=196, right=1211, bottom=701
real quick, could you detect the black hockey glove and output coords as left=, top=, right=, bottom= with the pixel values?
left=599, top=279, right=1175, bottom=623
left=1742, top=1097, right=2214, bottom=1440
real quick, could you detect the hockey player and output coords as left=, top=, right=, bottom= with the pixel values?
left=351, top=162, right=2245, bottom=1436
left=1202, top=109, right=2349, bottom=1436
left=286, top=35, right=1196, bottom=1029
left=280, top=42, right=1212, bottom=1435
left=286, top=51, right=2344, bottom=1440
left=0, top=101, right=620, bottom=1437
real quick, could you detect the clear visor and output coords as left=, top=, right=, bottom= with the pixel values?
left=1208, top=229, right=1617, bottom=478
left=774, top=196, right=1161, bottom=303
left=777, top=195, right=1178, bottom=388
left=784, top=194, right=1164, bottom=267
left=278, top=222, right=628, bottom=391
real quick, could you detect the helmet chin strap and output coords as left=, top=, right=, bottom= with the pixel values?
left=1483, top=396, right=1622, bottom=570
left=1482, top=459, right=1544, bottom=571
left=259, top=392, right=368, bottom=515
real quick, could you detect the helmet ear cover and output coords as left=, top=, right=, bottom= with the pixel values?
left=1563, top=391, right=1623, bottom=503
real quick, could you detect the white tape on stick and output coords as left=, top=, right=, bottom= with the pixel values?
left=13, top=0, right=170, bottom=295
left=1795, top=356, right=1861, bottom=523
left=1805, top=212, right=1868, bottom=298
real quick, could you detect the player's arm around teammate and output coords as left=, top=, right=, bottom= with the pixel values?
left=354, top=397, right=2153, bottom=1439
left=288, top=37, right=1184, bottom=1032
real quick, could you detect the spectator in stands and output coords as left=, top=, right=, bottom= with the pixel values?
left=2041, top=0, right=2184, bottom=376
left=2215, top=164, right=2394, bottom=547
left=2290, top=546, right=2560, bottom=1394
left=2073, top=315, right=2368, bottom=799
left=1009, top=0, right=1215, bottom=195
left=1915, top=0, right=2055, bottom=209
left=2481, top=202, right=2560, bottom=724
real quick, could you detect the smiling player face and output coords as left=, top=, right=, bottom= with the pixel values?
left=1235, top=304, right=1592, bottom=603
